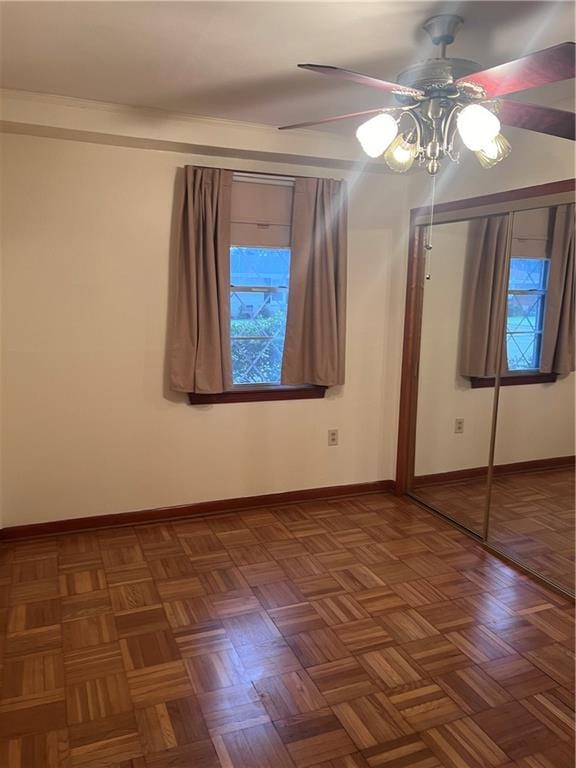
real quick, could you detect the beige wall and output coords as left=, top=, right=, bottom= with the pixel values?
left=1, top=131, right=411, bottom=526
left=1, top=94, right=574, bottom=527
left=415, top=221, right=575, bottom=477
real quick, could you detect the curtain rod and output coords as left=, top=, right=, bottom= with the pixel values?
left=233, top=171, right=295, bottom=186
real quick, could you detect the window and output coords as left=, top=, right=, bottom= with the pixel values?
left=227, top=174, right=294, bottom=388
left=506, top=256, right=549, bottom=371
left=176, top=167, right=341, bottom=405
left=505, top=208, right=551, bottom=373
left=230, top=246, right=291, bottom=384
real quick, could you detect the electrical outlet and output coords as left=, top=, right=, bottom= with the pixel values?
left=328, top=429, right=339, bottom=446
left=454, top=418, right=465, bottom=434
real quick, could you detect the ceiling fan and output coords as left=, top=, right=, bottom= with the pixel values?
left=279, top=15, right=575, bottom=175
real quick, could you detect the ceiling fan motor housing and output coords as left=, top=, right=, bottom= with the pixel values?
left=396, top=58, right=482, bottom=101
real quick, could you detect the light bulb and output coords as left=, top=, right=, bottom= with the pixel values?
left=356, top=113, right=398, bottom=158
left=457, top=104, right=501, bottom=151
left=474, top=133, right=512, bottom=168
left=384, top=133, right=417, bottom=172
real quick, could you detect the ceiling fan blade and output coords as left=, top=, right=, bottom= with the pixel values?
left=456, top=42, right=575, bottom=98
left=298, top=64, right=424, bottom=98
left=499, top=100, right=575, bottom=140
left=279, top=106, right=395, bottom=131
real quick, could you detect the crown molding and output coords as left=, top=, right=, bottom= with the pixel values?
left=0, top=88, right=390, bottom=172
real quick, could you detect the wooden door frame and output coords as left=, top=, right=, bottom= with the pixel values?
left=395, top=177, right=576, bottom=494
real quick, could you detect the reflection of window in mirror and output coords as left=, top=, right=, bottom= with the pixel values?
left=506, top=208, right=550, bottom=373
left=466, top=204, right=575, bottom=388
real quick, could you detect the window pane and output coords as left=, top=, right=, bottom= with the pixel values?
left=506, top=293, right=545, bottom=332
left=229, top=247, right=291, bottom=385
left=508, top=258, right=549, bottom=291
left=507, top=332, right=542, bottom=371
left=230, top=246, right=290, bottom=288
left=230, top=337, right=286, bottom=384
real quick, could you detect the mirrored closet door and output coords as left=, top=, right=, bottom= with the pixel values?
left=398, top=181, right=575, bottom=596
left=488, top=205, right=575, bottom=594
left=413, top=220, right=496, bottom=537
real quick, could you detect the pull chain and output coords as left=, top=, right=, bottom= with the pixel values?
left=424, top=173, right=436, bottom=281
left=424, top=173, right=436, bottom=252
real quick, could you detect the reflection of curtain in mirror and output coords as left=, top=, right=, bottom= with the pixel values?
left=541, top=204, right=575, bottom=375
left=459, top=215, right=509, bottom=377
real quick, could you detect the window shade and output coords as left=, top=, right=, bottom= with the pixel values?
left=511, top=207, right=550, bottom=258
left=230, top=180, right=293, bottom=247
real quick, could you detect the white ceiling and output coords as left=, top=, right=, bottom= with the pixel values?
left=1, top=1, right=574, bottom=131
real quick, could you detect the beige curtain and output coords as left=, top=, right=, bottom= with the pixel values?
left=169, top=166, right=233, bottom=393
left=540, top=203, right=575, bottom=375
left=281, top=177, right=347, bottom=386
left=459, top=215, right=509, bottom=377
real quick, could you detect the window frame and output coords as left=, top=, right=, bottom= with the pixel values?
left=503, top=243, right=550, bottom=376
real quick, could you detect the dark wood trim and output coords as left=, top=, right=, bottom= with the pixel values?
left=0, top=480, right=394, bottom=540
left=395, top=219, right=426, bottom=495
left=395, top=178, right=575, bottom=496
left=413, top=455, right=575, bottom=487
left=469, top=372, right=558, bottom=388
left=188, top=385, right=326, bottom=404
left=412, top=178, right=575, bottom=220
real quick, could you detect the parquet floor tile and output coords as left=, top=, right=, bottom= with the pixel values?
left=63, top=614, right=117, bottom=651
left=360, top=647, right=424, bottom=690
left=66, top=672, right=133, bottom=725
left=521, top=687, right=575, bottom=741
left=435, top=665, right=513, bottom=714
left=332, top=693, right=413, bottom=748
left=307, top=658, right=380, bottom=705
left=135, top=695, right=209, bottom=753
left=68, top=712, right=142, bottom=768
left=274, top=708, right=357, bottom=767
left=7, top=598, right=61, bottom=633
left=269, top=601, right=327, bottom=636
left=0, top=730, right=68, bottom=768
left=387, top=682, right=464, bottom=731
left=0, top=492, right=572, bottom=767
left=362, top=734, right=442, bottom=767
left=472, top=700, right=562, bottom=761
left=198, top=682, right=271, bottom=735
left=212, top=722, right=294, bottom=768
left=481, top=654, right=559, bottom=699
left=422, top=716, right=509, bottom=768
left=255, top=670, right=327, bottom=719
left=143, top=740, right=220, bottom=768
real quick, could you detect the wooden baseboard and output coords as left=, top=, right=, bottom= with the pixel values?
left=0, top=480, right=395, bottom=540
left=413, top=455, right=575, bottom=488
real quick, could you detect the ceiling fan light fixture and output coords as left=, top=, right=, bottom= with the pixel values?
left=457, top=104, right=501, bottom=151
left=384, top=133, right=417, bottom=172
left=356, top=112, right=398, bottom=158
left=474, top=133, right=512, bottom=168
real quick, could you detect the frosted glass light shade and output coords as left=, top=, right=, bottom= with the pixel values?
left=474, top=133, right=512, bottom=168
left=356, top=113, right=398, bottom=158
left=384, top=133, right=417, bottom=172
left=457, top=104, right=501, bottom=151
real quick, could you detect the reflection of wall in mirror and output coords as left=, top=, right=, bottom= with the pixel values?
left=415, top=220, right=574, bottom=477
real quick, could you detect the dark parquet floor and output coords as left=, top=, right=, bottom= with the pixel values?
left=0, top=492, right=574, bottom=767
